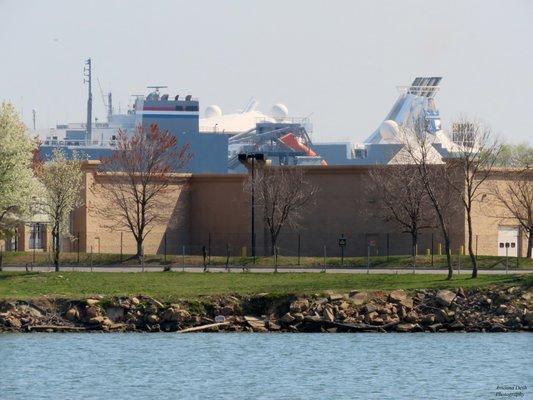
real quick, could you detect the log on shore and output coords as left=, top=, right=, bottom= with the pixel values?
left=177, top=322, right=229, bottom=333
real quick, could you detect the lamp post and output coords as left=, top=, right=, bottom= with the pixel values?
left=238, top=153, right=265, bottom=258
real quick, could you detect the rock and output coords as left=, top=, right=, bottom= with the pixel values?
left=365, top=312, right=379, bottom=324
left=89, top=316, right=112, bottom=327
left=106, top=307, right=124, bottom=322
left=85, top=306, right=100, bottom=318
left=388, top=290, right=414, bottom=309
left=279, top=313, right=296, bottom=324
left=292, top=312, right=305, bottom=322
left=86, top=299, right=100, bottom=306
left=328, top=294, right=344, bottom=302
left=65, top=307, right=80, bottom=321
left=523, top=312, right=533, bottom=327
left=428, top=323, right=443, bottom=332
left=130, top=297, right=140, bottom=306
left=143, top=296, right=164, bottom=309
left=448, top=321, right=465, bottom=331
left=421, top=314, right=435, bottom=325
left=389, top=290, right=407, bottom=303
left=338, top=301, right=350, bottom=311
left=363, top=304, right=378, bottom=314
left=404, top=311, right=419, bottom=323
left=337, top=310, right=347, bottom=320
left=350, top=292, right=368, bottom=306
left=16, top=304, right=43, bottom=318
left=244, top=316, right=266, bottom=330
left=396, top=323, right=417, bottom=332
left=436, top=290, right=456, bottom=307
left=323, top=308, right=335, bottom=322
left=161, top=308, right=190, bottom=322
left=326, top=327, right=337, bottom=333
left=146, top=314, right=160, bottom=324
left=267, top=321, right=281, bottom=331
left=218, top=306, right=235, bottom=316
left=289, top=299, right=309, bottom=313
left=435, top=309, right=449, bottom=323
left=214, top=315, right=226, bottom=323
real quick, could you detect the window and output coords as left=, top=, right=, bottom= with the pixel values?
left=29, top=223, right=44, bottom=249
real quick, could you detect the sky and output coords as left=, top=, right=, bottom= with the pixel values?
left=0, top=0, right=532, bottom=144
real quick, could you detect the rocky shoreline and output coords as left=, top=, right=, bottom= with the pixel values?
left=1, top=286, right=532, bottom=333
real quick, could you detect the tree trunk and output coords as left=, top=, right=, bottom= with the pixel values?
left=444, top=235, right=452, bottom=280
left=53, top=226, right=60, bottom=272
left=466, top=210, right=478, bottom=278
left=527, top=231, right=533, bottom=259
left=136, top=239, right=143, bottom=260
left=411, top=232, right=418, bottom=271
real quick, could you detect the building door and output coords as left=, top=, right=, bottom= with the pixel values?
left=497, top=226, right=519, bottom=257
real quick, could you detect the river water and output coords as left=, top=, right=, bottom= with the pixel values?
left=0, top=332, right=531, bottom=399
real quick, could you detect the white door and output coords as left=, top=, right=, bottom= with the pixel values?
left=497, top=226, right=519, bottom=257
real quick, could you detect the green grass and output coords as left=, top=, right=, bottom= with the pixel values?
left=0, top=271, right=530, bottom=301
left=2, top=251, right=532, bottom=270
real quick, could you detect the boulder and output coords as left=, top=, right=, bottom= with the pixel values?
left=350, top=292, right=368, bottom=306
left=16, top=304, right=43, bottom=318
left=404, top=311, right=419, bottom=323
left=363, top=304, right=378, bottom=314
left=86, top=299, right=100, bottom=306
left=130, top=297, right=140, bottom=306
left=365, top=312, right=379, bottom=324
left=146, top=314, right=160, bottom=324
left=436, top=290, right=456, bottom=307
left=523, top=312, right=533, bottom=327
left=421, top=314, right=435, bottom=325
left=328, top=294, right=344, bottom=302
left=85, top=306, right=100, bottom=318
left=289, top=299, right=309, bottom=313
left=279, top=313, right=296, bottom=324
left=292, top=313, right=305, bottom=322
left=105, top=307, right=124, bottom=322
left=338, top=301, right=350, bottom=311
left=218, top=306, right=235, bottom=316
left=389, top=290, right=407, bottom=303
left=244, top=316, right=266, bottom=331
left=214, top=315, right=226, bottom=323
left=161, top=308, right=190, bottom=322
left=143, top=296, right=164, bottom=309
left=65, top=307, right=80, bottom=321
left=267, top=321, right=281, bottom=331
left=323, top=308, right=335, bottom=322
left=435, top=309, right=449, bottom=324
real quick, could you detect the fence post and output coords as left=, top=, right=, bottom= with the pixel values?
left=297, top=233, right=301, bottom=266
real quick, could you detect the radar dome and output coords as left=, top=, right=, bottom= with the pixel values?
left=205, top=105, right=222, bottom=118
left=271, top=103, right=289, bottom=120
left=379, top=120, right=399, bottom=140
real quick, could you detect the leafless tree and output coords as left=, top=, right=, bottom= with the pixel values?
left=446, top=118, right=501, bottom=278
left=93, top=124, right=190, bottom=258
left=367, top=165, right=433, bottom=267
left=245, top=167, right=317, bottom=271
left=491, top=167, right=533, bottom=258
left=398, top=118, right=459, bottom=279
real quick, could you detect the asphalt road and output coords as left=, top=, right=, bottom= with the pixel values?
left=2, top=265, right=532, bottom=274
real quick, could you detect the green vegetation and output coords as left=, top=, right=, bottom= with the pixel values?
left=2, top=251, right=532, bottom=270
left=0, top=271, right=530, bottom=301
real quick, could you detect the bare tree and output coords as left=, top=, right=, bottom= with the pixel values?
left=491, top=167, right=533, bottom=258
left=446, top=118, right=501, bottom=278
left=94, top=124, right=190, bottom=258
left=36, top=149, right=84, bottom=271
left=399, top=118, right=459, bottom=279
left=367, top=165, right=433, bottom=267
left=245, top=167, right=317, bottom=271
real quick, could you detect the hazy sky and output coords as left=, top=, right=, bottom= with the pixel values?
left=1, top=0, right=532, bottom=144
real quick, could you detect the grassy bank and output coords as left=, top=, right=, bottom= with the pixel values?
left=2, top=251, right=532, bottom=270
left=0, top=271, right=530, bottom=301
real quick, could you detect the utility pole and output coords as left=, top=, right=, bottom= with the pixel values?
left=84, top=58, right=93, bottom=145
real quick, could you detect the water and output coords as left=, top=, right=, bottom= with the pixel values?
left=0, top=333, right=531, bottom=400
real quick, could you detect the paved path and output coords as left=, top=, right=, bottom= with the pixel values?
left=2, top=265, right=532, bottom=274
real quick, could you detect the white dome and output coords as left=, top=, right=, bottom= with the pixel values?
left=379, top=120, right=399, bottom=140
left=271, top=103, right=289, bottom=120
left=205, top=105, right=222, bottom=118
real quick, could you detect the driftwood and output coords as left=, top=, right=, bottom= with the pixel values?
left=325, top=320, right=399, bottom=332
left=177, top=322, right=229, bottom=333
left=28, top=325, right=87, bottom=332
